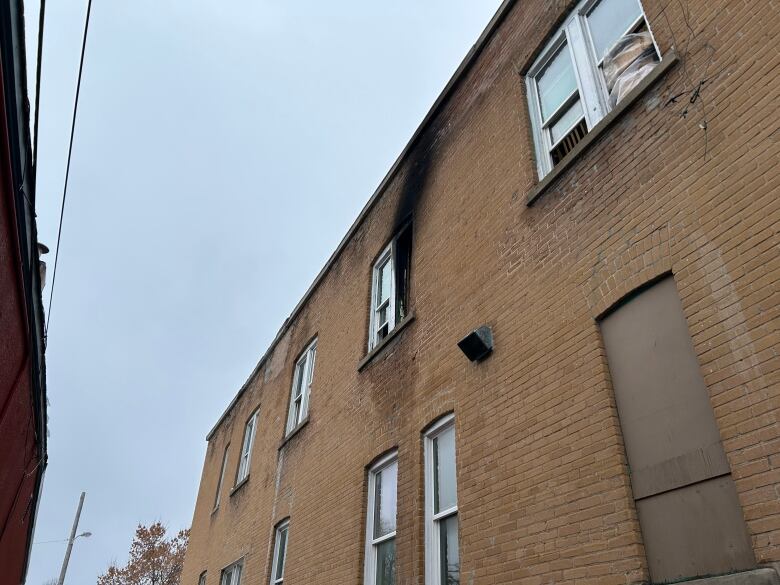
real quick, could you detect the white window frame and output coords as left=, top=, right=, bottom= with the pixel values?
left=213, top=443, right=230, bottom=510
left=424, top=414, right=458, bottom=585
left=363, top=451, right=398, bottom=585
left=235, top=410, right=258, bottom=485
left=369, top=243, right=396, bottom=351
left=198, top=571, right=207, bottom=585
left=269, top=520, right=290, bottom=585
left=220, top=560, right=242, bottom=585
left=285, top=339, right=317, bottom=434
left=526, top=0, right=660, bottom=178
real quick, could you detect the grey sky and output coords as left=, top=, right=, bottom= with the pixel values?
left=25, top=1, right=503, bottom=583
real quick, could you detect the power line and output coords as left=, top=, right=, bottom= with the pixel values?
left=32, top=0, right=46, bottom=174
left=45, top=0, right=94, bottom=340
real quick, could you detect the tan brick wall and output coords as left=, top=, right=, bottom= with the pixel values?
left=181, top=0, right=780, bottom=583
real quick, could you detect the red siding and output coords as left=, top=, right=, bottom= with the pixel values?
left=0, top=55, right=40, bottom=585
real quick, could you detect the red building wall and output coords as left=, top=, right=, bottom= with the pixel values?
left=0, top=47, right=44, bottom=585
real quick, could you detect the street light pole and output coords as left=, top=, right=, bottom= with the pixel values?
left=57, top=491, right=85, bottom=585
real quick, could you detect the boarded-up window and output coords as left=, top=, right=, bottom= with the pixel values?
left=600, top=276, right=754, bottom=583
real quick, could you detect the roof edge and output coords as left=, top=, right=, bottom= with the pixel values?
left=206, top=0, right=517, bottom=441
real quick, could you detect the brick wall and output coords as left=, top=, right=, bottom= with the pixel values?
left=180, top=0, right=780, bottom=583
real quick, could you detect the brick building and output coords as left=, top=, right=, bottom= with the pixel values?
left=0, top=1, right=48, bottom=584
left=180, top=0, right=780, bottom=584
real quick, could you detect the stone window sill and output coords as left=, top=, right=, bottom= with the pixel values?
left=229, top=476, right=249, bottom=497
left=358, top=311, right=416, bottom=372
left=526, top=51, right=679, bottom=206
left=278, top=417, right=309, bottom=450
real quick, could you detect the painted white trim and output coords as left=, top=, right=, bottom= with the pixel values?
left=525, top=0, right=658, bottom=178
left=220, top=559, right=243, bottom=585
left=213, top=443, right=230, bottom=510
left=424, top=414, right=457, bottom=585
left=285, top=339, right=317, bottom=434
left=236, top=410, right=258, bottom=484
left=269, top=520, right=290, bottom=585
left=364, top=451, right=398, bottom=585
left=368, top=243, right=396, bottom=351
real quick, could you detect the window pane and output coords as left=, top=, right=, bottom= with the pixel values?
left=439, top=516, right=459, bottom=585
left=588, top=0, right=643, bottom=60
left=374, top=461, right=398, bottom=538
left=242, top=420, right=253, bottom=455
left=275, top=528, right=288, bottom=580
left=306, top=347, right=316, bottom=384
left=375, top=538, right=396, bottom=585
left=293, top=362, right=305, bottom=398
left=378, top=260, right=392, bottom=303
left=549, top=99, right=584, bottom=145
left=537, top=45, right=577, bottom=121
left=434, top=426, right=457, bottom=513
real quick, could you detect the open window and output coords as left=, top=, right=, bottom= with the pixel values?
left=285, top=339, right=316, bottom=435
left=213, top=443, right=229, bottom=510
left=235, top=411, right=258, bottom=485
left=369, top=223, right=412, bottom=351
left=526, top=0, right=660, bottom=177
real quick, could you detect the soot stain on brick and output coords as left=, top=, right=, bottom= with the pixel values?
left=392, top=124, right=439, bottom=231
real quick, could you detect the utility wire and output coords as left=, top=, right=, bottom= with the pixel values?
left=32, top=0, right=46, bottom=174
left=33, top=538, right=68, bottom=545
left=45, top=0, right=94, bottom=339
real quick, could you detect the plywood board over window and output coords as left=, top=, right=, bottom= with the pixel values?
left=600, top=276, right=755, bottom=583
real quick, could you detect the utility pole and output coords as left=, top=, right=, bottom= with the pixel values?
left=57, top=491, right=85, bottom=585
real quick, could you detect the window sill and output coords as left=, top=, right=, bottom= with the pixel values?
left=358, top=310, right=416, bottom=372
left=526, top=50, right=679, bottom=206
left=229, top=476, right=249, bottom=497
left=278, top=416, right=309, bottom=450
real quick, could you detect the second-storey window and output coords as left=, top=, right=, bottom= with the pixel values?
left=424, top=415, right=459, bottom=585
left=286, top=339, right=316, bottom=434
left=364, top=452, right=398, bottom=585
left=235, top=411, right=258, bottom=484
left=198, top=571, right=207, bottom=585
left=213, top=444, right=229, bottom=509
left=220, top=561, right=242, bottom=585
left=270, top=520, right=289, bottom=584
left=526, top=0, right=659, bottom=178
left=369, top=224, right=412, bottom=350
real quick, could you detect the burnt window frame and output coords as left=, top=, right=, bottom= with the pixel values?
left=526, top=0, right=660, bottom=178
left=368, top=222, right=412, bottom=351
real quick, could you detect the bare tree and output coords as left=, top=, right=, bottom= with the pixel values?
left=97, top=523, right=189, bottom=585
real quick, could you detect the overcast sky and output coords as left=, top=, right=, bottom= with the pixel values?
left=24, top=1, right=503, bottom=583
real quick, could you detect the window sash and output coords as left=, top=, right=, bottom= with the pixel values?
left=236, top=413, right=257, bottom=483
left=286, top=341, right=316, bottom=434
left=214, top=445, right=229, bottom=509
left=365, top=452, right=398, bottom=585
left=369, top=245, right=396, bottom=350
left=270, top=522, right=289, bottom=585
left=424, top=416, right=458, bottom=585
left=221, top=563, right=242, bottom=585
left=526, top=0, right=657, bottom=178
